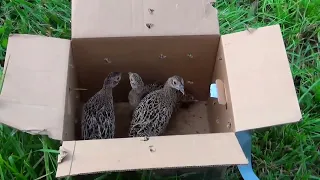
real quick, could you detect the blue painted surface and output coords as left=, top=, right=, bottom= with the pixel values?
left=210, top=83, right=218, bottom=98
left=236, top=131, right=259, bottom=180
left=210, top=83, right=259, bottom=180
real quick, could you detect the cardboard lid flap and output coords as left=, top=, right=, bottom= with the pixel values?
left=221, top=25, right=302, bottom=131
left=0, top=34, right=71, bottom=140
left=72, top=0, right=219, bottom=38
left=56, top=133, right=247, bottom=177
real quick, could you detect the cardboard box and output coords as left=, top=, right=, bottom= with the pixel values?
left=0, top=0, right=302, bottom=178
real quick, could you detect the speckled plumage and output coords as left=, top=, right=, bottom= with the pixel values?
left=129, top=75, right=185, bottom=137
left=81, top=72, right=122, bottom=140
left=128, top=72, right=163, bottom=109
left=128, top=73, right=198, bottom=112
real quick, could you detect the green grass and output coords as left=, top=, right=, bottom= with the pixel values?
left=0, top=0, right=319, bottom=179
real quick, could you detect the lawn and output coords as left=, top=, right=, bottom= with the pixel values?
left=0, top=0, right=319, bottom=179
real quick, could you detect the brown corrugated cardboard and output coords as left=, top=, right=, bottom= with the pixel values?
left=0, top=35, right=71, bottom=140
left=71, top=0, right=219, bottom=38
left=56, top=133, right=247, bottom=177
left=71, top=35, right=220, bottom=102
left=0, top=0, right=302, bottom=178
left=209, top=25, right=302, bottom=133
left=220, top=25, right=302, bottom=131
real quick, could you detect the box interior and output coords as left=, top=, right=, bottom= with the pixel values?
left=68, top=35, right=223, bottom=140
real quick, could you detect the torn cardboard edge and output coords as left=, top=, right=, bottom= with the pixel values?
left=56, top=133, right=248, bottom=177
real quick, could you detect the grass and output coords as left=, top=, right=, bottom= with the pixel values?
left=0, top=0, right=319, bottom=179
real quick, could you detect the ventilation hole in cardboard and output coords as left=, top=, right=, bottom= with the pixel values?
left=104, top=58, right=112, bottom=64
left=204, top=103, right=207, bottom=106
left=149, top=145, right=156, bottom=152
left=218, top=57, right=223, bottom=61
left=148, top=8, right=154, bottom=14
left=159, top=54, right=167, bottom=59
left=187, top=80, right=194, bottom=84
left=225, top=104, right=228, bottom=110
left=210, top=2, right=216, bottom=7
left=187, top=53, right=193, bottom=58
left=141, top=136, right=149, bottom=141
left=146, top=23, right=154, bottom=29
left=227, top=122, right=232, bottom=129
left=199, top=116, right=202, bottom=119
left=192, top=114, right=196, bottom=117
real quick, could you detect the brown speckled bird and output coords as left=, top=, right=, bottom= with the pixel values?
left=81, top=72, right=122, bottom=140
left=128, top=75, right=185, bottom=137
left=128, top=72, right=197, bottom=111
left=128, top=72, right=163, bottom=109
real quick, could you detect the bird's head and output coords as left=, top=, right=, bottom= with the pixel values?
left=128, top=72, right=144, bottom=89
left=104, top=72, right=122, bottom=88
left=167, top=75, right=185, bottom=95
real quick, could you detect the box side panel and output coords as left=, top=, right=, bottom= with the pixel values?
left=0, top=34, right=71, bottom=140
left=62, top=50, right=79, bottom=141
left=221, top=25, right=302, bottom=131
left=56, top=133, right=247, bottom=177
left=207, top=40, right=236, bottom=133
left=71, top=35, right=220, bottom=102
left=71, top=0, right=219, bottom=38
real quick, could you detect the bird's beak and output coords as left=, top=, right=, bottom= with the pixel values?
left=179, top=86, right=185, bottom=95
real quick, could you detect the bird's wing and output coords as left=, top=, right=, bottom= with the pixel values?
left=130, top=90, right=172, bottom=137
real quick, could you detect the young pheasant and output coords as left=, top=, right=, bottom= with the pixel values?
left=128, top=72, right=197, bottom=110
left=81, top=72, right=122, bottom=140
left=128, top=75, right=185, bottom=137
left=128, top=72, right=163, bottom=109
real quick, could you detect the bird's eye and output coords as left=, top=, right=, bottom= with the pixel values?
left=173, top=80, right=177, bottom=85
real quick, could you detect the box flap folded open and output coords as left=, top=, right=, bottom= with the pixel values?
left=71, top=0, right=219, bottom=38
left=0, top=34, right=71, bottom=140
left=56, top=133, right=247, bottom=177
left=221, top=25, right=302, bottom=131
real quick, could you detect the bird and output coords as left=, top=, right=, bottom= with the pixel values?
left=128, top=75, right=185, bottom=137
left=81, top=72, right=122, bottom=140
left=128, top=72, right=198, bottom=110
left=128, top=72, right=163, bottom=109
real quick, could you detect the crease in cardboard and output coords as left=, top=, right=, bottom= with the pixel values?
left=0, top=97, right=60, bottom=109
left=0, top=54, right=10, bottom=94
left=68, top=141, right=77, bottom=176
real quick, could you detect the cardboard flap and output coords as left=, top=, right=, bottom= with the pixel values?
left=56, top=133, right=247, bottom=177
left=72, top=0, right=219, bottom=38
left=0, top=34, right=71, bottom=140
left=221, top=25, right=302, bottom=131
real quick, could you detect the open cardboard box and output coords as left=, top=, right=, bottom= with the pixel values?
left=0, top=0, right=302, bottom=178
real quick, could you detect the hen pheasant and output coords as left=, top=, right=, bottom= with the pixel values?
left=81, top=72, right=122, bottom=140
left=129, top=75, right=185, bottom=137
left=128, top=72, right=197, bottom=110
